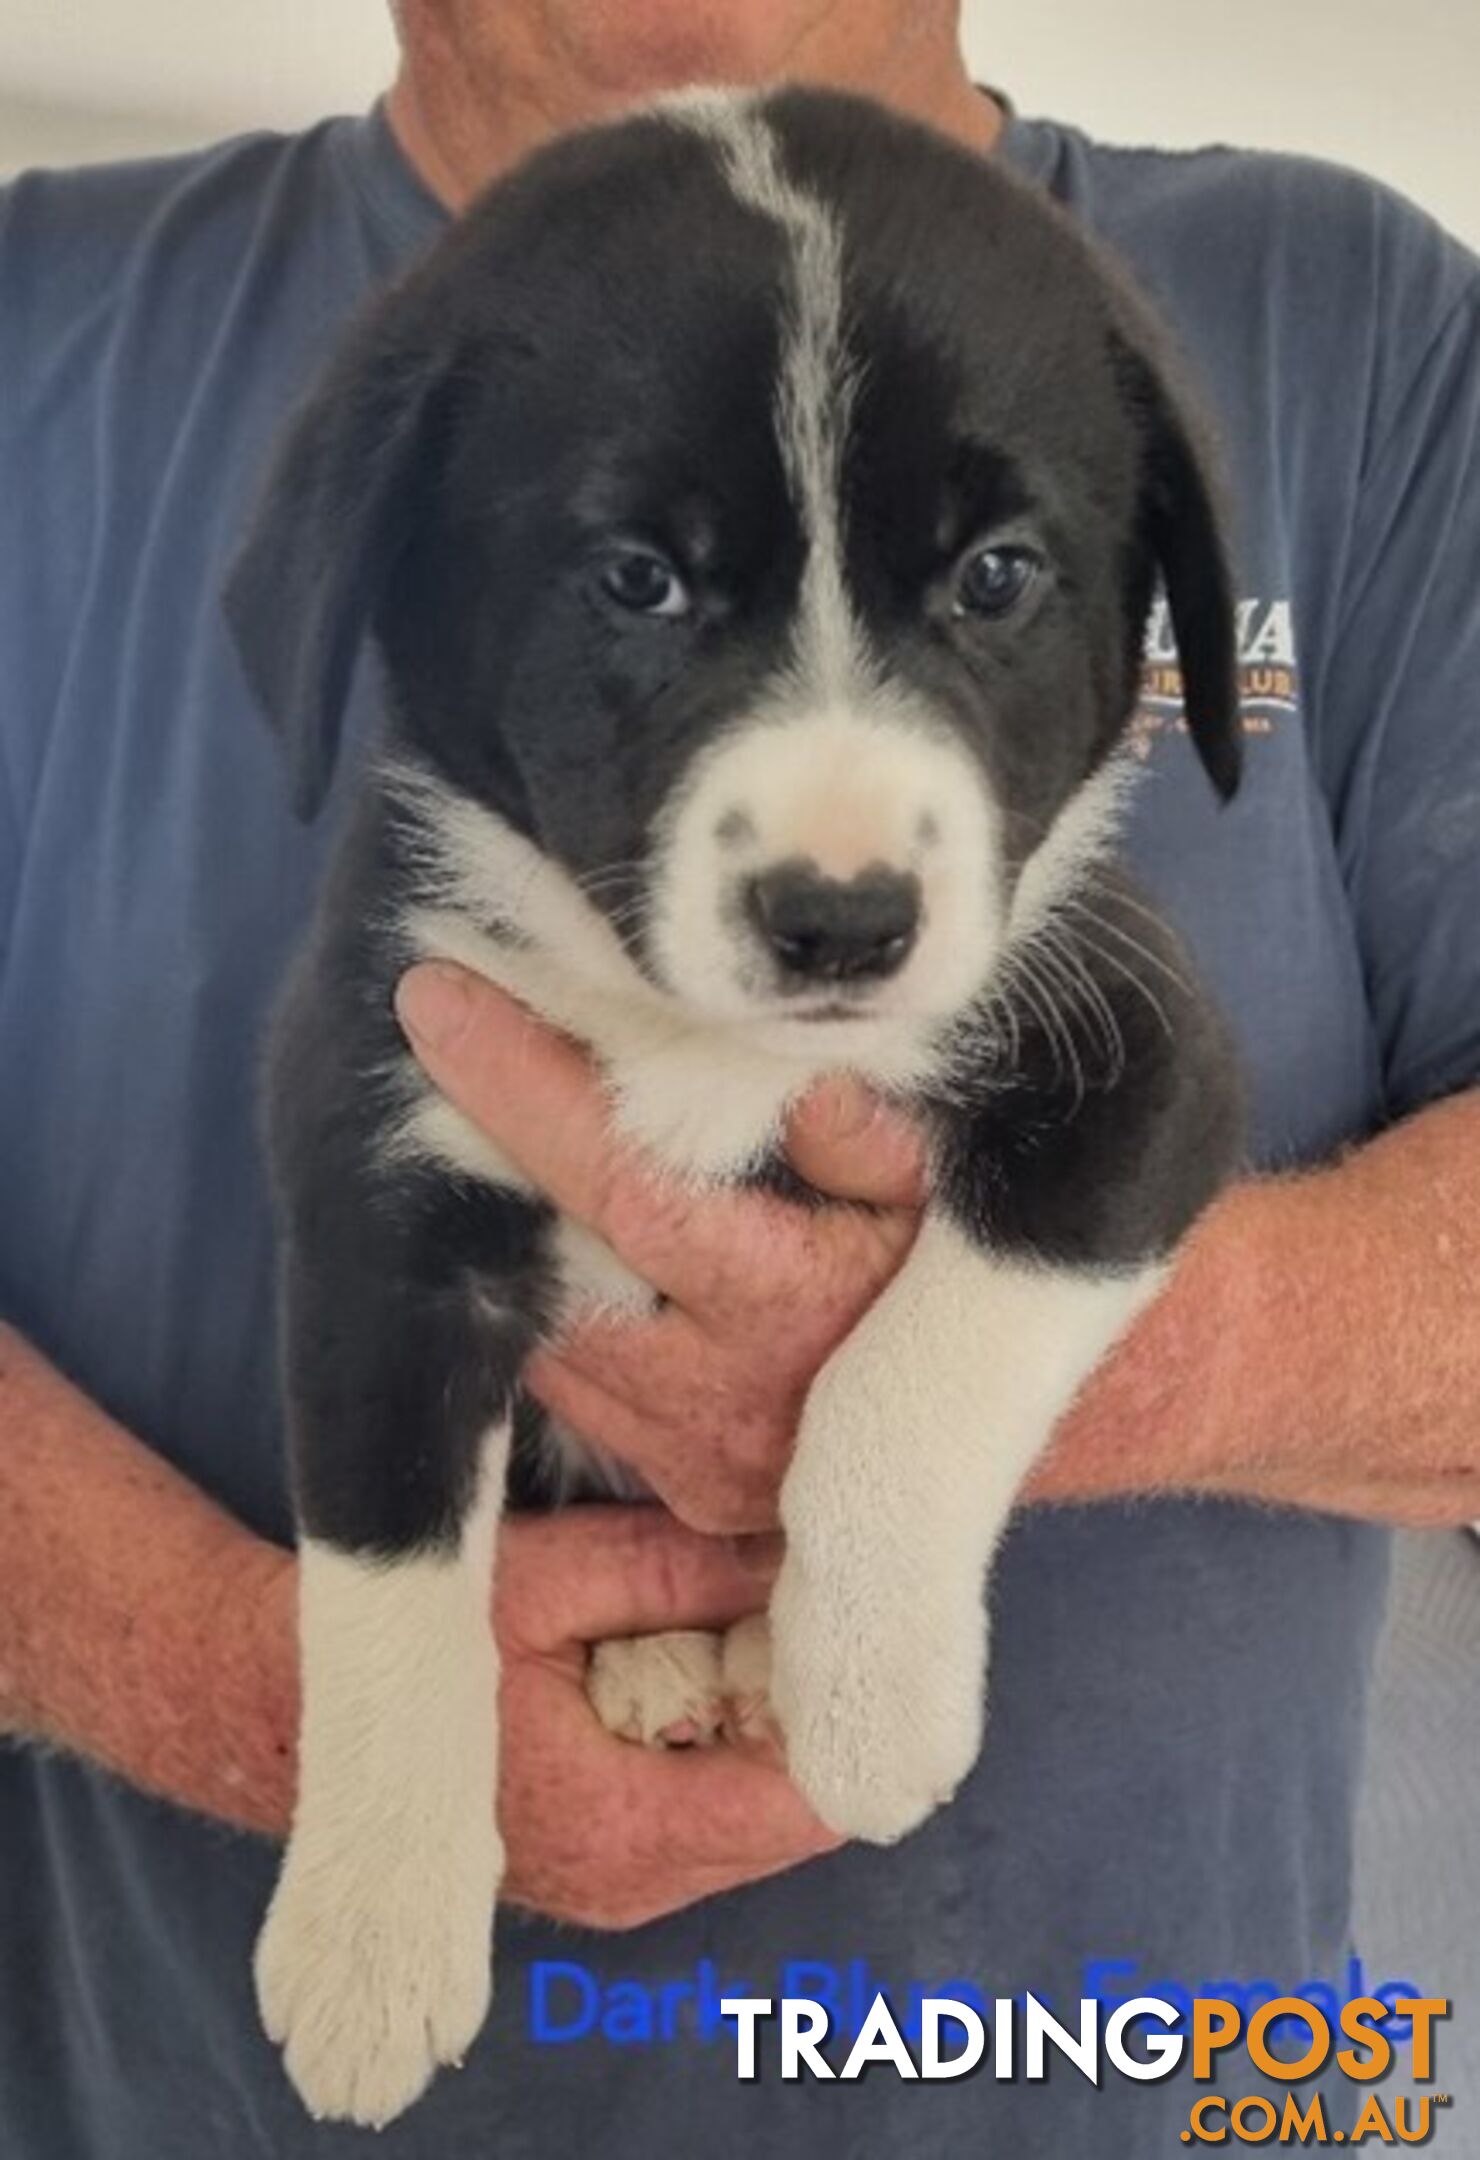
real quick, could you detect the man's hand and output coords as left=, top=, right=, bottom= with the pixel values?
left=0, top=1331, right=834, bottom=1927
left=1027, top=1115, right=1480, bottom=1528
left=251, top=1502, right=833, bottom=1925
left=494, top=1507, right=836, bottom=1924
left=397, top=962, right=1480, bottom=1533
left=396, top=963, right=926, bottom=1533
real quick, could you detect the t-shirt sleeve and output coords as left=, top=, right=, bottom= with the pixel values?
left=1318, top=253, right=1480, bottom=1120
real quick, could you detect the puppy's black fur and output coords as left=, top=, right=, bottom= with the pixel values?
left=232, top=90, right=1240, bottom=1555
left=228, top=87, right=1243, bottom=2126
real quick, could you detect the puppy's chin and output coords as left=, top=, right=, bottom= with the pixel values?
left=657, top=954, right=991, bottom=1081
left=743, top=1006, right=940, bottom=1074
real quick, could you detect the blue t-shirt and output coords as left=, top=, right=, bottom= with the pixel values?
left=1, top=99, right=1477, bottom=2157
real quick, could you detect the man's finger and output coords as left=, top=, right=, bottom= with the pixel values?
left=784, top=1077, right=927, bottom=1208
left=535, top=1307, right=702, bottom=1401
left=523, top=1346, right=655, bottom=1460
left=499, top=1506, right=780, bottom=1649
left=394, top=961, right=632, bottom=1218
left=526, top=1350, right=786, bottom=1535
left=394, top=962, right=785, bottom=1299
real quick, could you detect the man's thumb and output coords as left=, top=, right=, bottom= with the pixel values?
left=784, top=1078, right=927, bottom=1207
left=506, top=1507, right=781, bottom=1646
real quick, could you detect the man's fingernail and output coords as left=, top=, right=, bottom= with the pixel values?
left=395, top=962, right=477, bottom=1052
left=801, top=1078, right=877, bottom=1142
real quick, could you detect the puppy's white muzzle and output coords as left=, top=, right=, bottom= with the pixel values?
left=648, top=697, right=1006, bottom=1040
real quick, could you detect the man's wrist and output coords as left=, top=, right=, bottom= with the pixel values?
left=0, top=1327, right=300, bottom=1837
left=1027, top=1173, right=1286, bottom=1502
left=189, top=1533, right=298, bottom=1837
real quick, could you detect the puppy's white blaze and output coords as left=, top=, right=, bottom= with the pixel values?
left=649, top=702, right=1005, bottom=1029
left=770, top=1218, right=1164, bottom=1844
left=668, top=91, right=866, bottom=701
left=257, top=1428, right=506, bottom=2125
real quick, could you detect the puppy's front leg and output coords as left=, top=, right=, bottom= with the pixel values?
left=256, top=1241, right=531, bottom=2128
left=770, top=1214, right=1161, bottom=1843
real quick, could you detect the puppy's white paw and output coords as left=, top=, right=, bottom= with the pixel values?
left=719, top=1612, right=777, bottom=1744
left=768, top=1559, right=983, bottom=1844
left=256, top=1835, right=499, bottom=2127
left=586, top=1629, right=726, bottom=1746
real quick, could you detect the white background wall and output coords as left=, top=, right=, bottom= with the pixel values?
left=0, top=1, right=1474, bottom=247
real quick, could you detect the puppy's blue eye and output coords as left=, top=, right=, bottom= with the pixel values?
left=599, top=546, right=690, bottom=618
left=954, top=544, right=1041, bottom=619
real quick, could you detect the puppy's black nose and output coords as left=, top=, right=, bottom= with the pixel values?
left=745, top=861, right=921, bottom=986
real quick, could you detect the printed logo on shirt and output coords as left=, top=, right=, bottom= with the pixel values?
left=1133, top=596, right=1299, bottom=765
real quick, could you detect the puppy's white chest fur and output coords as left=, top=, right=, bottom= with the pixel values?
left=381, top=764, right=950, bottom=1316
left=384, top=916, right=797, bottom=1343
left=390, top=897, right=806, bottom=1285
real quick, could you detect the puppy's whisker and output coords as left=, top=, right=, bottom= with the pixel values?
left=1035, top=926, right=1128, bottom=1084
left=571, top=862, right=650, bottom=903
left=977, top=985, right=1022, bottom=1074
left=1077, top=883, right=1183, bottom=936
left=1063, top=930, right=1177, bottom=1043
left=1030, top=949, right=1110, bottom=1087
left=588, top=894, right=652, bottom=935
left=1027, top=952, right=1088, bottom=1110
left=1060, top=901, right=1194, bottom=998
left=1003, top=949, right=1084, bottom=1104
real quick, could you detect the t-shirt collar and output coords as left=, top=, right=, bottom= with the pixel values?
left=333, top=84, right=1063, bottom=256
left=332, top=97, right=450, bottom=254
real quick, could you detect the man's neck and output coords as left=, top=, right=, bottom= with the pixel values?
left=386, top=1, right=1000, bottom=209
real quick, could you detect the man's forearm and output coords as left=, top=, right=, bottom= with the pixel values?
left=0, top=1327, right=296, bottom=1833
left=1035, top=1090, right=1480, bottom=1523
left=7, top=1087, right=1467, bottom=1847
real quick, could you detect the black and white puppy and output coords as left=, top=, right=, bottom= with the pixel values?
left=226, top=86, right=1243, bottom=2127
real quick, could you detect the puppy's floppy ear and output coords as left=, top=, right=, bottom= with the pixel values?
left=224, top=316, right=446, bottom=821
left=1110, top=324, right=1242, bottom=803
